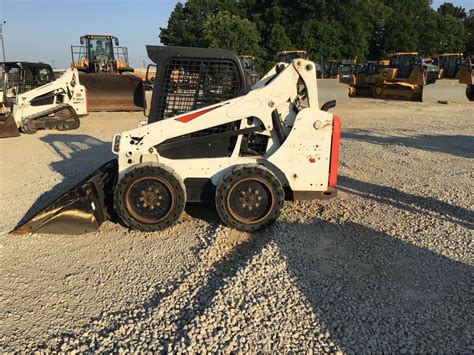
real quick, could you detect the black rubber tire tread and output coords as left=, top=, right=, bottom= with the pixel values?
left=20, top=104, right=80, bottom=134
left=114, top=163, right=186, bottom=232
left=215, top=164, right=284, bottom=232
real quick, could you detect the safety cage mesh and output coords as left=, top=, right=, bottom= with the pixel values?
left=156, top=59, right=241, bottom=120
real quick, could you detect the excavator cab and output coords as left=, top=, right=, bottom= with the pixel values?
left=71, top=34, right=144, bottom=111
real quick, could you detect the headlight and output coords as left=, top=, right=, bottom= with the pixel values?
left=112, top=134, right=121, bottom=154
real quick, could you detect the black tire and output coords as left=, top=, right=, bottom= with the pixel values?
left=114, top=164, right=186, bottom=231
left=215, top=164, right=284, bottom=232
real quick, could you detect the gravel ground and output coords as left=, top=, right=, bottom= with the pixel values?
left=0, top=99, right=473, bottom=352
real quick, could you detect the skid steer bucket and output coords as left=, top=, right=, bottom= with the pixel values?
left=422, top=80, right=469, bottom=104
left=79, top=73, right=145, bottom=112
left=11, top=159, right=117, bottom=235
left=318, top=79, right=350, bottom=104
left=0, top=114, right=20, bottom=138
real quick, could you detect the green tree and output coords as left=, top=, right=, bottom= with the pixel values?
left=203, top=10, right=262, bottom=55
left=267, top=24, right=292, bottom=53
left=419, top=10, right=466, bottom=54
left=465, top=14, right=474, bottom=53
left=301, top=19, right=343, bottom=60
left=437, top=2, right=467, bottom=20
left=159, top=0, right=471, bottom=72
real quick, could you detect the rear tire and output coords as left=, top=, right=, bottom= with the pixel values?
left=215, top=164, right=284, bottom=232
left=114, top=164, right=186, bottom=231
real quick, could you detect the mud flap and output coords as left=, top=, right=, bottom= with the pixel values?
left=0, top=114, right=20, bottom=138
left=11, top=159, right=118, bottom=235
left=422, top=80, right=469, bottom=104
left=79, top=73, right=145, bottom=112
left=317, top=79, right=350, bottom=105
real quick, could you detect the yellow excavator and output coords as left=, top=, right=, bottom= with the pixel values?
left=423, top=53, right=473, bottom=103
left=71, top=34, right=145, bottom=111
left=367, top=52, right=439, bottom=101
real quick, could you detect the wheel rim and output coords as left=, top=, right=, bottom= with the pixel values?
left=124, top=176, right=174, bottom=224
left=226, top=177, right=275, bottom=225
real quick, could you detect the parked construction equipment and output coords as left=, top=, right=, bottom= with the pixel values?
left=367, top=53, right=439, bottom=101
left=0, top=62, right=87, bottom=138
left=276, top=50, right=309, bottom=63
left=348, top=60, right=388, bottom=97
left=71, top=34, right=145, bottom=111
left=324, top=59, right=357, bottom=84
left=277, top=51, right=348, bottom=103
left=133, top=67, right=157, bottom=90
left=12, top=46, right=341, bottom=234
left=423, top=53, right=473, bottom=103
left=239, top=55, right=260, bottom=86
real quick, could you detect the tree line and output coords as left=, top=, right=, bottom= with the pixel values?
left=159, top=0, right=474, bottom=72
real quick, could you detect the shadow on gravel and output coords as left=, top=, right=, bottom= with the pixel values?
left=338, top=176, right=473, bottom=229
left=185, top=202, right=220, bottom=224
left=14, top=134, right=113, bottom=228
left=275, top=219, right=474, bottom=353
left=36, top=213, right=473, bottom=352
left=343, top=129, right=474, bottom=158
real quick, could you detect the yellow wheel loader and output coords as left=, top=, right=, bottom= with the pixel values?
left=71, top=34, right=145, bottom=111
left=423, top=53, right=473, bottom=103
left=0, top=62, right=87, bottom=138
left=368, top=53, right=439, bottom=101
left=12, top=46, right=341, bottom=235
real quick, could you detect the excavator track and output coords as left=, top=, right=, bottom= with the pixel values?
left=20, top=104, right=80, bottom=134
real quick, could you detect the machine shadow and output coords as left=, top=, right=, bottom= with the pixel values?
left=338, top=175, right=473, bottom=229
left=343, top=129, right=474, bottom=158
left=14, top=134, right=114, bottom=227
left=38, top=213, right=473, bottom=352
left=273, top=219, right=473, bottom=353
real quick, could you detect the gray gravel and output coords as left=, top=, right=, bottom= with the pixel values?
left=1, top=99, right=473, bottom=352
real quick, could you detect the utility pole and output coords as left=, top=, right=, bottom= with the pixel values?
left=0, top=21, right=6, bottom=62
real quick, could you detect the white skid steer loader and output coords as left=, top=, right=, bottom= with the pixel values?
left=0, top=62, right=87, bottom=138
left=12, top=46, right=341, bottom=234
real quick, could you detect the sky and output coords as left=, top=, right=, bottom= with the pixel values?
left=0, top=0, right=473, bottom=69
left=0, top=0, right=178, bottom=68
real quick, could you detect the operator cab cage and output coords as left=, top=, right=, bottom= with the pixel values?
left=388, top=52, right=439, bottom=81
left=1, top=62, right=55, bottom=104
left=146, top=45, right=250, bottom=124
left=431, top=53, right=464, bottom=78
left=71, top=34, right=133, bottom=73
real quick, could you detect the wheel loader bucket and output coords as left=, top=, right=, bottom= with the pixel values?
left=79, top=73, right=145, bottom=112
left=0, top=114, right=20, bottom=138
left=422, top=80, right=469, bottom=104
left=317, top=78, right=350, bottom=105
left=10, top=159, right=117, bottom=235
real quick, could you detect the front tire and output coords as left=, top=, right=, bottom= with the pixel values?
left=215, top=165, right=284, bottom=232
left=114, top=164, right=186, bottom=231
